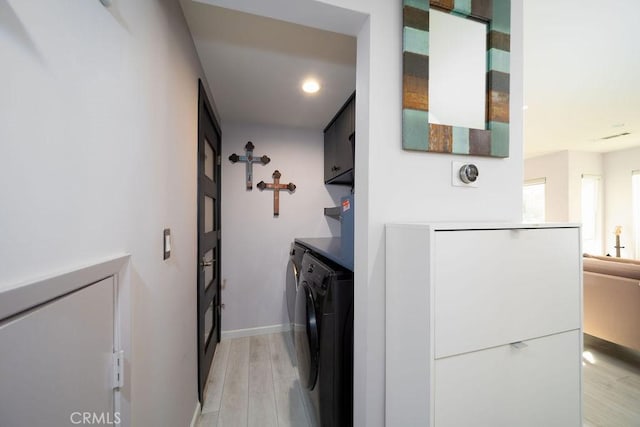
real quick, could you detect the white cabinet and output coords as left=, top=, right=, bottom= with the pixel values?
left=386, top=223, right=582, bottom=427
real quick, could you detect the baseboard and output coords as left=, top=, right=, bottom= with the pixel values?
left=221, top=323, right=290, bottom=340
left=190, top=400, right=201, bottom=427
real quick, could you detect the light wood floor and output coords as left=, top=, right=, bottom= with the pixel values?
left=198, top=333, right=640, bottom=427
left=197, top=332, right=313, bottom=427
left=583, top=335, right=640, bottom=427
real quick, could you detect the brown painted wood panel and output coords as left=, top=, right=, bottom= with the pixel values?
left=403, top=51, right=429, bottom=78
left=488, top=31, right=510, bottom=52
left=430, top=0, right=454, bottom=12
left=429, top=124, right=453, bottom=153
left=487, top=70, right=509, bottom=94
left=404, top=7, right=429, bottom=31
left=403, top=75, right=429, bottom=111
left=403, top=52, right=429, bottom=110
left=471, top=0, right=493, bottom=21
left=488, top=91, right=509, bottom=123
left=469, top=129, right=491, bottom=155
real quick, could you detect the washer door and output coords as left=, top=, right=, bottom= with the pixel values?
left=294, top=281, right=319, bottom=390
left=285, top=258, right=299, bottom=325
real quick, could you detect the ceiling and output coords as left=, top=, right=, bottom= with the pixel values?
left=180, top=0, right=357, bottom=130
left=523, top=0, right=640, bottom=158
left=180, top=0, right=640, bottom=158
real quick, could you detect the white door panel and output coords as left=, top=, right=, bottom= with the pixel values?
left=434, top=228, right=581, bottom=358
left=0, top=277, right=115, bottom=427
left=434, top=330, right=582, bottom=427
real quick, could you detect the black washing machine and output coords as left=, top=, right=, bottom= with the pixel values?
left=294, top=252, right=353, bottom=427
left=286, top=243, right=307, bottom=329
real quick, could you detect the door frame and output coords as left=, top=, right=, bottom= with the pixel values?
left=196, top=79, right=222, bottom=402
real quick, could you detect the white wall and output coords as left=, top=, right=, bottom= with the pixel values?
left=524, top=151, right=570, bottom=221
left=603, top=146, right=640, bottom=258
left=525, top=151, right=605, bottom=251
left=0, top=1, right=208, bottom=425
left=568, top=151, right=603, bottom=222
left=220, top=122, right=348, bottom=332
left=322, top=1, right=525, bottom=425
left=524, top=150, right=604, bottom=223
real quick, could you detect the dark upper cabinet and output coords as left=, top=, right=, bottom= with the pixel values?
left=324, top=92, right=355, bottom=185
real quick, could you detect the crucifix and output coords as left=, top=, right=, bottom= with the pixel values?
left=257, top=170, right=296, bottom=217
left=228, top=141, right=271, bottom=190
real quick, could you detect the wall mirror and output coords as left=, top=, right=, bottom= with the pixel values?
left=402, top=0, right=511, bottom=157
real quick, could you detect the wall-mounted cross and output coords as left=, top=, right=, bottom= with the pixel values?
left=257, top=170, right=296, bottom=217
left=228, top=141, right=271, bottom=190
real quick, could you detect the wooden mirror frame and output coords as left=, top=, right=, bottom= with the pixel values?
left=402, top=0, right=511, bottom=157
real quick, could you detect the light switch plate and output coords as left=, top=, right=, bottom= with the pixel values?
left=163, top=229, right=171, bottom=260
left=452, top=161, right=479, bottom=188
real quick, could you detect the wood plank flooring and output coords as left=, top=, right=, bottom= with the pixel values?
left=583, top=335, right=640, bottom=427
left=198, top=333, right=640, bottom=427
left=197, top=332, right=312, bottom=427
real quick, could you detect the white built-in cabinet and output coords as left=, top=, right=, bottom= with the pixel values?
left=386, top=223, right=582, bottom=426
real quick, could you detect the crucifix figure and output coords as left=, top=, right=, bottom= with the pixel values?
left=228, top=141, right=271, bottom=190
left=257, top=170, right=296, bottom=217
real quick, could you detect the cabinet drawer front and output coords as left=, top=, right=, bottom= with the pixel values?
left=434, top=330, right=582, bottom=427
left=434, top=227, right=580, bottom=358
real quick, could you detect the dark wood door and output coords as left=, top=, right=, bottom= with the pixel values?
left=197, top=79, right=221, bottom=402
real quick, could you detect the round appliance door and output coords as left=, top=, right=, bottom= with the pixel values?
left=294, top=281, right=319, bottom=390
left=285, top=258, right=299, bottom=325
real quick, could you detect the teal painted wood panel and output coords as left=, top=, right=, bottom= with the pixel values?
left=491, top=0, right=511, bottom=33
left=403, top=110, right=430, bottom=150
left=489, top=121, right=509, bottom=157
left=403, top=27, right=430, bottom=55
left=488, top=48, right=510, bottom=73
left=453, top=0, right=472, bottom=16
left=452, top=126, right=470, bottom=154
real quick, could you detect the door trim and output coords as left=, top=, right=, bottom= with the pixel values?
left=196, top=79, right=222, bottom=402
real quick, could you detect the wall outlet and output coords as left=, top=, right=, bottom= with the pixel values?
left=452, top=161, right=480, bottom=188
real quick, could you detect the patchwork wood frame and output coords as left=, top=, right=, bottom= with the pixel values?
left=402, top=0, right=511, bottom=157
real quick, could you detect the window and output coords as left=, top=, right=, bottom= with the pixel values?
left=523, top=178, right=545, bottom=223
left=633, top=171, right=640, bottom=258
left=581, top=175, right=602, bottom=255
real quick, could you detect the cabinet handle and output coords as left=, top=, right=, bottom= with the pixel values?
left=510, top=341, right=528, bottom=350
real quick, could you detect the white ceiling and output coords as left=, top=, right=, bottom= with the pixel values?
left=180, top=0, right=357, bottom=130
left=180, top=0, right=640, bottom=158
left=523, top=0, right=640, bottom=158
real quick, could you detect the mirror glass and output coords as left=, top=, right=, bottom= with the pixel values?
left=429, top=9, right=487, bottom=129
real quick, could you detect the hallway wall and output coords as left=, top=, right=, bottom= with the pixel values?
left=0, top=1, right=211, bottom=425
left=323, top=1, right=525, bottom=425
left=524, top=151, right=571, bottom=221
left=220, top=122, right=348, bottom=332
left=603, top=146, right=640, bottom=258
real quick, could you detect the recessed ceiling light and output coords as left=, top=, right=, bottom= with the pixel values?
left=302, top=79, right=320, bottom=94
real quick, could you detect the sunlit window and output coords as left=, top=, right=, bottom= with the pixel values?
left=581, top=175, right=602, bottom=255
left=523, top=178, right=545, bottom=223
left=633, top=171, right=640, bottom=259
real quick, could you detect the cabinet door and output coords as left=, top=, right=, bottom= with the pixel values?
left=324, top=121, right=337, bottom=182
left=434, top=227, right=581, bottom=358
left=434, top=330, right=581, bottom=427
left=335, top=98, right=354, bottom=175
left=333, top=108, right=352, bottom=178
